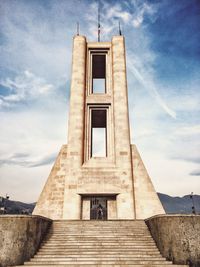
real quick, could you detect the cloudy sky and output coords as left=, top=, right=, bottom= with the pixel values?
left=0, top=0, right=200, bottom=203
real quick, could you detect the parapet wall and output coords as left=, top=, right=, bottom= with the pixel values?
left=0, top=215, right=52, bottom=267
left=145, top=215, right=200, bottom=267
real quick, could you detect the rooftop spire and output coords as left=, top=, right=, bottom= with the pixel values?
left=77, top=22, right=79, bottom=36
left=119, top=21, right=122, bottom=36
left=98, top=0, right=101, bottom=42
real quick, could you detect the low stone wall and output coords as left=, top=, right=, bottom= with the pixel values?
left=0, top=215, right=52, bottom=267
left=145, top=214, right=200, bottom=267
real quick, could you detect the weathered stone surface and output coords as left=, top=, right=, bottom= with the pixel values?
left=33, top=145, right=67, bottom=219
left=145, top=215, right=200, bottom=267
left=132, top=144, right=165, bottom=219
left=0, top=215, right=51, bottom=267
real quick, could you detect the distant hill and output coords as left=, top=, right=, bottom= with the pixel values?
left=0, top=193, right=199, bottom=215
left=158, top=193, right=200, bottom=214
left=0, top=197, right=35, bottom=215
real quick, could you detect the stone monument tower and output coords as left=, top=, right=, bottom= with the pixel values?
left=33, top=35, right=165, bottom=220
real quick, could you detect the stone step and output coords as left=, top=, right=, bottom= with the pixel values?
left=44, top=240, right=155, bottom=244
left=52, top=227, right=149, bottom=229
left=50, top=229, right=150, bottom=231
left=22, top=266, right=187, bottom=267
left=52, top=223, right=147, bottom=225
left=38, top=247, right=159, bottom=254
left=52, top=226, right=147, bottom=228
left=40, top=243, right=157, bottom=247
left=47, top=234, right=152, bottom=239
left=31, top=256, right=166, bottom=261
left=40, top=245, right=158, bottom=249
left=52, top=225, right=146, bottom=228
left=45, top=238, right=153, bottom=242
left=52, top=226, right=148, bottom=228
left=49, top=232, right=150, bottom=235
left=44, top=239, right=154, bottom=243
left=41, top=246, right=158, bottom=250
left=35, top=252, right=161, bottom=257
left=49, top=234, right=150, bottom=237
left=24, top=260, right=173, bottom=265
left=49, top=229, right=150, bottom=232
left=33, top=255, right=164, bottom=260
left=42, top=242, right=156, bottom=247
left=53, top=220, right=146, bottom=223
left=39, top=245, right=159, bottom=249
left=47, top=234, right=151, bottom=237
left=36, top=251, right=161, bottom=255
left=51, top=230, right=149, bottom=233
left=51, top=230, right=149, bottom=232
left=42, top=244, right=156, bottom=248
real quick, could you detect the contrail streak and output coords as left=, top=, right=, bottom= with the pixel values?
left=127, top=59, right=176, bottom=119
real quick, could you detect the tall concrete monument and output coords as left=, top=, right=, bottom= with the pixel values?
left=33, top=35, right=165, bottom=220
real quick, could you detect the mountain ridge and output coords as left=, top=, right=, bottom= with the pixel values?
left=0, top=193, right=199, bottom=215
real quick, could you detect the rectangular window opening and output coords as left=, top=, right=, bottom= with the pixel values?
left=92, top=54, right=106, bottom=94
left=91, top=109, right=107, bottom=157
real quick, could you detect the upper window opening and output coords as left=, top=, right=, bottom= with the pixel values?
left=92, top=54, right=106, bottom=94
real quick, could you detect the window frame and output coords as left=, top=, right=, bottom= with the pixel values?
left=84, top=104, right=114, bottom=162
left=92, top=54, right=106, bottom=94
left=90, top=108, right=107, bottom=158
left=87, top=48, right=110, bottom=95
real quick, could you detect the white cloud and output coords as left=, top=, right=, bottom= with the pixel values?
left=139, top=149, right=200, bottom=196
left=190, top=169, right=200, bottom=176
left=132, top=1, right=158, bottom=28
left=174, top=125, right=200, bottom=136
left=0, top=106, right=67, bottom=202
left=106, top=4, right=131, bottom=23
left=133, top=16, right=143, bottom=28
left=0, top=71, right=54, bottom=107
left=85, top=1, right=132, bottom=40
left=0, top=0, right=71, bottom=83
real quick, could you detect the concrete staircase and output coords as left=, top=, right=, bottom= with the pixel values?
left=15, top=220, right=188, bottom=267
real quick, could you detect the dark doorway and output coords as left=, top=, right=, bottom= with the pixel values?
left=90, top=197, right=107, bottom=220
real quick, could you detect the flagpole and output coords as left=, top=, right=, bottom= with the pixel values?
left=98, top=1, right=100, bottom=42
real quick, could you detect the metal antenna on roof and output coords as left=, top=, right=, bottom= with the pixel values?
left=98, top=0, right=101, bottom=42
left=119, top=21, right=122, bottom=36
left=77, top=22, right=79, bottom=36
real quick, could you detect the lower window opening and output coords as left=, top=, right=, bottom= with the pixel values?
left=91, top=109, right=107, bottom=157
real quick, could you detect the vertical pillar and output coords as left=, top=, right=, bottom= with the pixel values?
left=112, top=36, right=131, bottom=165
left=82, top=198, right=90, bottom=220
left=63, top=36, right=86, bottom=219
left=67, top=35, right=86, bottom=167
left=112, top=36, right=135, bottom=219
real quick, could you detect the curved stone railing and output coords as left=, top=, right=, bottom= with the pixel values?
left=0, top=215, right=52, bottom=267
left=145, top=214, right=200, bottom=267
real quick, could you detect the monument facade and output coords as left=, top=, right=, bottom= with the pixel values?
left=33, top=35, right=165, bottom=220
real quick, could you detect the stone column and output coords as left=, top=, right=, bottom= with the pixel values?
left=63, top=35, right=86, bottom=219
left=112, top=36, right=135, bottom=219
left=112, top=36, right=132, bottom=165
left=67, top=35, right=86, bottom=167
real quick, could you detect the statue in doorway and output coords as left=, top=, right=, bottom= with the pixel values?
left=96, top=204, right=103, bottom=220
